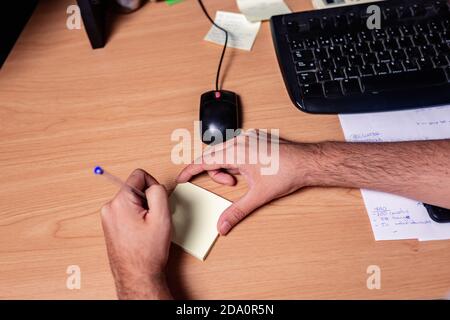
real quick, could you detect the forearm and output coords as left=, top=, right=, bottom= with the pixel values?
left=115, top=273, right=173, bottom=300
left=301, top=140, right=450, bottom=209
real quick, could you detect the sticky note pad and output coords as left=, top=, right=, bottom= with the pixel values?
left=169, top=183, right=231, bottom=260
left=204, top=11, right=261, bottom=51
left=237, top=0, right=291, bottom=22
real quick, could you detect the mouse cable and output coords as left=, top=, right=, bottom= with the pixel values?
left=197, top=0, right=228, bottom=92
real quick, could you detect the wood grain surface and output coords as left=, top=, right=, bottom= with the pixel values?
left=0, top=0, right=449, bottom=299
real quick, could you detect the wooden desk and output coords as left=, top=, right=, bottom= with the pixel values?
left=1, top=0, right=449, bottom=299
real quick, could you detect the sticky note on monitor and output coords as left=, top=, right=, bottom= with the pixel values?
left=169, top=183, right=231, bottom=260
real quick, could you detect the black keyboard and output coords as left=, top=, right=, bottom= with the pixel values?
left=270, top=0, right=450, bottom=114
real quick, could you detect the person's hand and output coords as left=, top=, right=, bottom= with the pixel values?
left=101, top=169, right=172, bottom=300
left=176, top=130, right=318, bottom=236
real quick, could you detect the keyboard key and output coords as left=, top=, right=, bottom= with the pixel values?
left=429, top=20, right=444, bottom=33
left=314, top=48, right=329, bottom=59
left=358, top=31, right=373, bottom=41
left=388, top=61, right=404, bottom=73
left=414, top=22, right=429, bottom=33
left=293, top=49, right=314, bottom=62
left=374, top=63, right=389, bottom=75
left=308, top=17, right=321, bottom=31
left=335, top=15, right=348, bottom=29
left=435, top=1, right=450, bottom=16
left=334, top=56, right=349, bottom=68
left=298, top=72, right=317, bottom=84
left=289, top=39, right=304, bottom=51
left=341, top=44, right=356, bottom=55
left=378, top=51, right=392, bottom=62
left=386, top=27, right=402, bottom=37
left=402, top=60, right=419, bottom=71
left=436, top=43, right=450, bottom=54
left=286, top=20, right=298, bottom=33
left=392, top=49, right=407, bottom=60
left=433, top=55, right=449, bottom=67
left=348, top=54, right=364, bottom=66
left=343, top=32, right=357, bottom=43
left=297, top=22, right=310, bottom=34
left=342, top=78, right=362, bottom=95
left=347, top=12, right=362, bottom=28
left=344, top=66, right=359, bottom=78
left=444, top=19, right=450, bottom=29
left=328, top=46, right=342, bottom=58
left=321, top=16, right=334, bottom=30
left=373, top=29, right=387, bottom=40
left=384, top=39, right=400, bottom=50
left=405, top=47, right=422, bottom=59
left=331, top=68, right=345, bottom=80
left=323, top=80, right=343, bottom=97
left=369, top=40, right=385, bottom=52
left=417, top=57, right=434, bottom=69
left=332, top=35, right=346, bottom=45
left=413, top=34, right=428, bottom=46
left=400, top=25, right=414, bottom=36
left=383, top=8, right=398, bottom=21
left=419, top=44, right=437, bottom=56
left=319, top=58, right=334, bottom=69
left=355, top=42, right=371, bottom=54
left=318, top=36, right=332, bottom=46
left=361, top=69, right=448, bottom=92
left=317, top=70, right=331, bottom=81
left=296, top=61, right=317, bottom=72
left=427, top=32, right=441, bottom=44
left=362, top=52, right=378, bottom=64
left=411, top=4, right=426, bottom=17
left=303, top=38, right=317, bottom=49
left=301, top=83, right=324, bottom=98
left=398, top=36, right=414, bottom=47
left=359, top=65, right=375, bottom=77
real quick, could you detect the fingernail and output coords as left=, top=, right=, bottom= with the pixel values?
left=219, top=221, right=232, bottom=235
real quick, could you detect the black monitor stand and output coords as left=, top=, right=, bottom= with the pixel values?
left=0, top=1, right=39, bottom=68
left=77, top=0, right=109, bottom=49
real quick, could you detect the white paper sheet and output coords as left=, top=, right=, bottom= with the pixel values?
left=169, top=183, right=231, bottom=260
left=204, top=11, right=261, bottom=51
left=237, top=0, right=291, bottom=22
left=339, top=105, right=450, bottom=241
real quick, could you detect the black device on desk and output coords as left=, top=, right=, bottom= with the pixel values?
left=271, top=0, right=450, bottom=114
left=77, top=0, right=109, bottom=49
left=76, top=0, right=144, bottom=49
left=0, top=1, right=39, bottom=68
left=424, top=204, right=450, bottom=223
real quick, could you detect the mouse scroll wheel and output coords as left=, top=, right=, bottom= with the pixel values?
left=214, top=91, right=221, bottom=99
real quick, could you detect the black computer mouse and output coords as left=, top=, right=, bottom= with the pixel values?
left=199, top=90, right=240, bottom=145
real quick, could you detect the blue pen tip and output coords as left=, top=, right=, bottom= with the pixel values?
left=94, top=166, right=104, bottom=175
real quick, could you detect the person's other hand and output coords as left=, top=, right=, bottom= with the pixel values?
left=176, top=130, right=317, bottom=236
left=101, top=169, right=172, bottom=300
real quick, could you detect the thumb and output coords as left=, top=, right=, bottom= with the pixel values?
left=145, top=184, right=171, bottom=226
left=217, top=190, right=262, bottom=236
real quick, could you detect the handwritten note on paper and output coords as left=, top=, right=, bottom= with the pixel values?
left=339, top=105, right=450, bottom=241
left=237, top=0, right=291, bottom=22
left=204, top=11, right=261, bottom=51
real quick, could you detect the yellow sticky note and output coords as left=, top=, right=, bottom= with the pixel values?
left=169, top=183, right=231, bottom=260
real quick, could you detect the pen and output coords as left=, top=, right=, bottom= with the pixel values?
left=94, top=166, right=147, bottom=200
